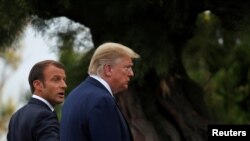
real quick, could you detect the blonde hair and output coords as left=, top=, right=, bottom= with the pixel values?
left=88, top=42, right=140, bottom=75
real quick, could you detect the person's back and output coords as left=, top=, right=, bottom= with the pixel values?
left=61, top=77, right=123, bottom=141
left=7, top=100, right=59, bottom=141
left=60, top=81, right=89, bottom=141
left=8, top=106, right=34, bottom=141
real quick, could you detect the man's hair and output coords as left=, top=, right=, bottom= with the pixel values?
left=88, top=42, right=140, bottom=75
left=28, top=60, right=65, bottom=93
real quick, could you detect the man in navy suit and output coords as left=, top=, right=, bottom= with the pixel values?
left=7, top=60, right=67, bottom=141
left=60, top=42, right=140, bottom=141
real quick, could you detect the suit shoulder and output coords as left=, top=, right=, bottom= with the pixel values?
left=12, top=103, right=53, bottom=119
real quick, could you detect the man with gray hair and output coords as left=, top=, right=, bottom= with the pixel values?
left=60, top=42, right=140, bottom=141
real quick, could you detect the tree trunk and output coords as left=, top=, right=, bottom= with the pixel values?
left=117, top=57, right=212, bottom=141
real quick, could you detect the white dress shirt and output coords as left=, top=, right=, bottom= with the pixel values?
left=90, top=75, right=114, bottom=97
left=32, top=94, right=54, bottom=111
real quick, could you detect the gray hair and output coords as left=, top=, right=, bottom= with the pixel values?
left=88, top=42, right=140, bottom=75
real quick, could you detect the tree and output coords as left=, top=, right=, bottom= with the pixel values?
left=1, top=0, right=250, bottom=140
left=184, top=11, right=250, bottom=123
left=0, top=47, right=20, bottom=138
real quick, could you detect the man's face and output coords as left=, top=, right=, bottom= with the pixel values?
left=36, top=65, right=67, bottom=106
left=109, top=56, right=134, bottom=94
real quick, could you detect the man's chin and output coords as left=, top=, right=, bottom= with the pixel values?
left=55, top=99, right=64, bottom=105
left=113, top=87, right=128, bottom=95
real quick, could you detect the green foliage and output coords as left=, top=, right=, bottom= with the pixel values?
left=0, top=0, right=32, bottom=48
left=0, top=47, right=20, bottom=137
left=183, top=11, right=250, bottom=123
left=58, top=35, right=91, bottom=95
left=0, top=100, right=15, bottom=136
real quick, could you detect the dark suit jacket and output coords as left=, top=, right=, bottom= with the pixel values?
left=60, top=76, right=133, bottom=141
left=7, top=98, right=60, bottom=141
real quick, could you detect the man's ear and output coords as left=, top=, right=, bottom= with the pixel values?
left=33, top=80, right=42, bottom=91
left=103, top=64, right=112, bottom=77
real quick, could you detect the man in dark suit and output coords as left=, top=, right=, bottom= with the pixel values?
left=60, top=42, right=140, bottom=141
left=7, top=60, right=67, bottom=141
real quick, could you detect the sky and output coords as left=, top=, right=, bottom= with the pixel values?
left=1, top=25, right=58, bottom=108
left=1, top=17, right=93, bottom=108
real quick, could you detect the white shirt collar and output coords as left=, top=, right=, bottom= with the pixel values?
left=90, top=75, right=113, bottom=97
left=32, top=94, right=54, bottom=111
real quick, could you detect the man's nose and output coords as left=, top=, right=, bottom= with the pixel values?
left=61, top=80, right=67, bottom=89
left=129, top=69, right=134, bottom=77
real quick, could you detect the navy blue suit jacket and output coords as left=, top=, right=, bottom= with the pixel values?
left=7, top=98, right=60, bottom=141
left=60, top=76, right=133, bottom=141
